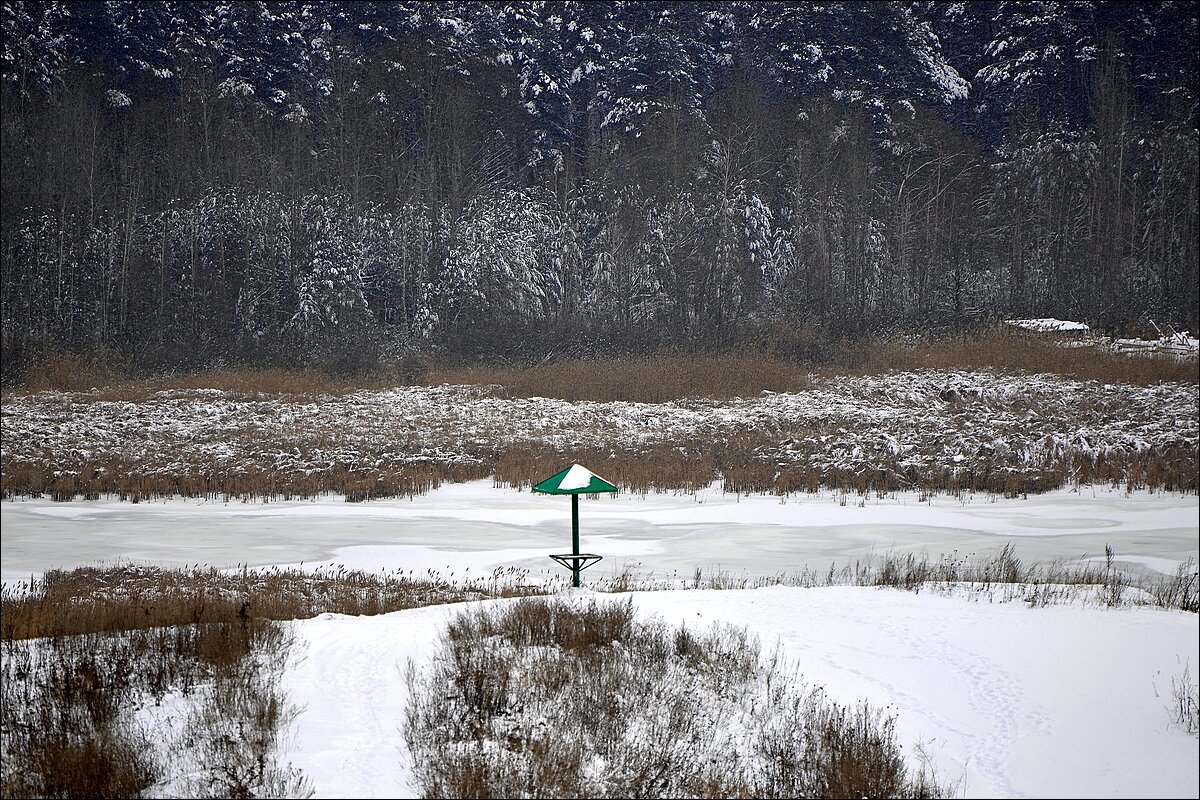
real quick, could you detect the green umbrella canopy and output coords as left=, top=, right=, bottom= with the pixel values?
left=532, top=463, right=618, bottom=495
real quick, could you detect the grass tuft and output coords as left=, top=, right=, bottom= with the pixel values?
left=1171, top=660, right=1199, bottom=736
left=589, top=547, right=1199, bottom=614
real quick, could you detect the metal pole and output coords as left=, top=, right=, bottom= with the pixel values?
left=571, top=493, right=580, bottom=588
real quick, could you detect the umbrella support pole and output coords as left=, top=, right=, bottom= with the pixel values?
left=531, top=464, right=619, bottom=590
left=572, top=494, right=580, bottom=586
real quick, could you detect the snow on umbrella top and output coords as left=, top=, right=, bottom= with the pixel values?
left=532, top=463, right=618, bottom=495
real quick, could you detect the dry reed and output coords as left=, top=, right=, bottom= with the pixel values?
left=1, top=563, right=546, bottom=642
left=3, top=330, right=1195, bottom=502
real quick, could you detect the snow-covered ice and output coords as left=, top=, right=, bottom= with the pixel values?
left=2, top=481, right=1195, bottom=585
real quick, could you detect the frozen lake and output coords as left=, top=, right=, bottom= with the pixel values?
left=2, top=481, right=1196, bottom=585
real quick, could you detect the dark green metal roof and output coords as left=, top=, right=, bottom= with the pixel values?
left=531, top=463, right=618, bottom=495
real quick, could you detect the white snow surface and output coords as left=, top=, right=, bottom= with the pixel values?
left=286, top=587, right=1199, bottom=800
left=2, top=481, right=1198, bottom=798
left=557, top=462, right=598, bottom=490
left=3, top=481, right=1197, bottom=585
left=1005, top=318, right=1091, bottom=333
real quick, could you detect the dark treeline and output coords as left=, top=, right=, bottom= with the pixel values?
left=1, top=1, right=1197, bottom=378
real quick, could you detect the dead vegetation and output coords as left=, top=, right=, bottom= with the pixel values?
left=0, top=563, right=545, bottom=641
left=1172, top=660, right=1200, bottom=736
left=592, top=544, right=1199, bottom=614
left=430, top=351, right=813, bottom=402
left=0, top=563, right=548, bottom=799
left=1, top=594, right=308, bottom=798
left=430, top=329, right=1197, bottom=401
left=404, top=595, right=956, bottom=798
left=8, top=347, right=430, bottom=400
left=8, top=329, right=1195, bottom=402
left=3, top=355, right=1196, bottom=501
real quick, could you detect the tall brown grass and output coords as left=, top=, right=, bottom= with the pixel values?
left=10, top=328, right=1193, bottom=401
left=431, top=351, right=814, bottom=402
left=431, top=330, right=1196, bottom=401
left=7, top=353, right=429, bottom=401
left=13, top=348, right=130, bottom=394
left=1, top=563, right=546, bottom=641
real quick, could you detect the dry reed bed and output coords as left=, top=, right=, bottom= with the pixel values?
left=429, top=341, right=1199, bottom=402
left=1, top=563, right=546, bottom=641
left=12, top=330, right=1198, bottom=399
left=2, top=368, right=1196, bottom=500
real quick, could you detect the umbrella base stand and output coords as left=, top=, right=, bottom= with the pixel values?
left=549, top=553, right=603, bottom=587
left=549, top=553, right=603, bottom=572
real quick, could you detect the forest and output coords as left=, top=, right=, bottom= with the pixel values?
left=1, top=1, right=1197, bottom=379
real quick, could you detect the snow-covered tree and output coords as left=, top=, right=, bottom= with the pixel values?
left=435, top=187, right=564, bottom=330
left=288, top=200, right=371, bottom=333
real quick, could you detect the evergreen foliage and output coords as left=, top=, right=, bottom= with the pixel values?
left=1, top=1, right=1196, bottom=373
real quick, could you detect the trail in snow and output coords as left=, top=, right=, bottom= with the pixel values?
left=281, top=586, right=1200, bottom=800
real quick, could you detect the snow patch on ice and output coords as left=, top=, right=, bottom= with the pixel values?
left=1005, top=318, right=1090, bottom=333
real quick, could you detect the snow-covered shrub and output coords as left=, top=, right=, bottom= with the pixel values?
left=404, top=596, right=952, bottom=798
